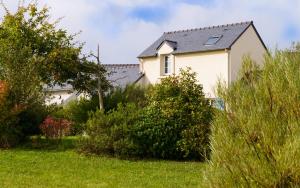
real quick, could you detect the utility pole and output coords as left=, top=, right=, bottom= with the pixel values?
left=93, top=44, right=104, bottom=110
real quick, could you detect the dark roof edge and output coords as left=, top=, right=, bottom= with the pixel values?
left=44, top=88, right=74, bottom=92
left=228, top=21, right=268, bottom=51
left=133, top=73, right=145, bottom=84
left=251, top=23, right=268, bottom=51
left=103, top=64, right=139, bottom=66
left=156, top=40, right=177, bottom=50
left=138, top=49, right=229, bottom=58
left=137, top=54, right=158, bottom=59
left=172, top=49, right=228, bottom=56
left=163, top=21, right=252, bottom=34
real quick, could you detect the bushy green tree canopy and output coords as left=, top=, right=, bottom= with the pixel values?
left=0, top=3, right=106, bottom=96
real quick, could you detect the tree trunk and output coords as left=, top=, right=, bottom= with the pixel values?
left=97, top=75, right=104, bottom=110
left=96, top=44, right=104, bottom=110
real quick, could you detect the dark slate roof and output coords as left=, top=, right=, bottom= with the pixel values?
left=103, top=64, right=143, bottom=88
left=138, top=21, right=265, bottom=58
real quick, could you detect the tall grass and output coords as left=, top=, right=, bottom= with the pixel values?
left=206, top=50, right=300, bottom=187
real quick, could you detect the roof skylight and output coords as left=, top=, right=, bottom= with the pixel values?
left=204, top=35, right=223, bottom=45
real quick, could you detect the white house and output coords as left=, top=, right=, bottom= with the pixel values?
left=44, top=84, right=77, bottom=105
left=137, top=21, right=267, bottom=98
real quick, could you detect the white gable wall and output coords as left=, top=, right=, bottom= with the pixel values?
left=139, top=42, right=175, bottom=85
left=139, top=57, right=161, bottom=85
left=229, top=25, right=267, bottom=83
left=157, top=42, right=174, bottom=55
left=174, top=51, right=228, bottom=98
left=140, top=50, right=228, bottom=98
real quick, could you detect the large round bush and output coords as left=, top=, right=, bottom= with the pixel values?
left=132, top=68, right=214, bottom=160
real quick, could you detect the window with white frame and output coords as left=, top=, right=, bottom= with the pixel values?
left=164, top=55, right=171, bottom=74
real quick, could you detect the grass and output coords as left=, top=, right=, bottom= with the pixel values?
left=0, top=137, right=206, bottom=188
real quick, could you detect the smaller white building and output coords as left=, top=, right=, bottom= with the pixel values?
left=44, top=84, right=79, bottom=105
left=44, top=64, right=143, bottom=105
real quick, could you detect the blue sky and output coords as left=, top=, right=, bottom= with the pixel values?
left=0, top=0, right=299, bottom=64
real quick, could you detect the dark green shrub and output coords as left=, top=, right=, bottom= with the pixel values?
left=104, top=84, right=148, bottom=112
left=0, top=101, right=49, bottom=148
left=18, top=102, right=49, bottom=136
left=0, top=81, right=23, bottom=147
left=78, top=103, right=140, bottom=157
left=206, top=51, right=300, bottom=187
left=0, top=115, right=22, bottom=148
left=78, top=70, right=213, bottom=160
left=132, top=68, right=213, bottom=160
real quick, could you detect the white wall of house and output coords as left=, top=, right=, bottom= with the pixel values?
left=157, top=42, right=174, bottom=55
left=140, top=50, right=228, bottom=98
left=174, top=51, right=228, bottom=98
left=139, top=57, right=161, bottom=85
left=45, top=90, right=73, bottom=105
left=229, top=25, right=266, bottom=82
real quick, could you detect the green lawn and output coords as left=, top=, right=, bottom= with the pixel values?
left=0, top=138, right=206, bottom=188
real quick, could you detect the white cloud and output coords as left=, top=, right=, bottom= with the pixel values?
left=107, top=0, right=167, bottom=7
left=0, top=0, right=299, bottom=65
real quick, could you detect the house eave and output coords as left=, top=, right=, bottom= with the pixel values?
left=44, top=89, right=74, bottom=92
left=137, top=53, right=158, bottom=59
left=138, top=48, right=230, bottom=59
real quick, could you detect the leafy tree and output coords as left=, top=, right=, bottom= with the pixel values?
left=0, top=2, right=108, bottom=95
left=0, top=2, right=108, bottom=147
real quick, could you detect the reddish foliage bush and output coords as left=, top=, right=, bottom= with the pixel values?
left=40, top=116, right=72, bottom=139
